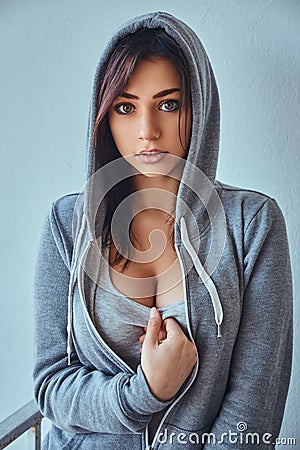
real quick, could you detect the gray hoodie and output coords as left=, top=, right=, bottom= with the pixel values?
left=33, top=11, right=293, bottom=449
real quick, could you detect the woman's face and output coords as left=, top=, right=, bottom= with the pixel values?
left=108, top=58, right=191, bottom=177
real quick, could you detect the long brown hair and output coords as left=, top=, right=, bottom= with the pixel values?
left=93, top=28, right=191, bottom=270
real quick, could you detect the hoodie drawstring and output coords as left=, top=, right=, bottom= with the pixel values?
left=67, top=211, right=90, bottom=366
left=180, top=217, right=223, bottom=337
left=67, top=269, right=76, bottom=366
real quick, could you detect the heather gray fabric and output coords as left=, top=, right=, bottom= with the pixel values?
left=33, top=11, right=293, bottom=450
left=92, top=244, right=186, bottom=371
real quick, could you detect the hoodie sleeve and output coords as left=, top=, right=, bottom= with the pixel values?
left=33, top=201, right=172, bottom=434
left=203, top=198, right=293, bottom=449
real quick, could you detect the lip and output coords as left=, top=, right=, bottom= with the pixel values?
left=136, top=149, right=168, bottom=164
left=138, top=148, right=167, bottom=154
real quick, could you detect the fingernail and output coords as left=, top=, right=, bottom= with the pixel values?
left=150, top=307, right=157, bottom=318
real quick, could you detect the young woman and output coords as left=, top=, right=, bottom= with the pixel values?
left=33, top=11, right=293, bottom=450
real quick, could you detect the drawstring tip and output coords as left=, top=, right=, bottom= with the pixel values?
left=217, top=323, right=222, bottom=338
left=67, top=340, right=72, bottom=366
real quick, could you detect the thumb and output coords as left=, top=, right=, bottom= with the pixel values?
left=145, top=307, right=162, bottom=346
left=164, top=317, right=182, bottom=337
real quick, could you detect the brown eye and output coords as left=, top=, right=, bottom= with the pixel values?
left=159, top=100, right=179, bottom=112
left=115, top=103, right=135, bottom=115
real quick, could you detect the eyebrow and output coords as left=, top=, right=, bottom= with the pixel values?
left=120, top=88, right=180, bottom=100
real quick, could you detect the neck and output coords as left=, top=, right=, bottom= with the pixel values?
left=132, top=173, right=181, bottom=216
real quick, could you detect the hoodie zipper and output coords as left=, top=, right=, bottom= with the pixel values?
left=144, top=242, right=200, bottom=450
left=146, top=214, right=224, bottom=448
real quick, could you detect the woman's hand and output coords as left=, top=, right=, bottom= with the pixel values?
left=140, top=307, right=197, bottom=401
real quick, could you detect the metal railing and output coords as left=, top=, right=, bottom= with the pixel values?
left=0, top=400, right=43, bottom=449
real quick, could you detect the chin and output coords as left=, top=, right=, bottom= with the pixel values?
left=140, top=171, right=164, bottom=178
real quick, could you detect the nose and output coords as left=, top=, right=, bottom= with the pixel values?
left=138, top=111, right=160, bottom=141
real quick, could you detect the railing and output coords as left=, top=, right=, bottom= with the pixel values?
left=0, top=400, right=43, bottom=449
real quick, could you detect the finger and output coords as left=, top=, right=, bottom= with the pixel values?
left=139, top=323, right=165, bottom=343
left=158, top=329, right=167, bottom=342
left=144, top=307, right=162, bottom=346
left=163, top=317, right=183, bottom=337
left=139, top=334, right=146, bottom=344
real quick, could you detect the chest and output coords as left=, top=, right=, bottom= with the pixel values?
left=108, top=216, right=184, bottom=308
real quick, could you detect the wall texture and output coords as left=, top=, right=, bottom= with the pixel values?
left=1, top=0, right=299, bottom=448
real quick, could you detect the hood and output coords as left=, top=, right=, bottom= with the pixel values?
left=86, top=11, right=220, bottom=183
left=85, top=11, right=220, bottom=242
left=68, top=11, right=224, bottom=365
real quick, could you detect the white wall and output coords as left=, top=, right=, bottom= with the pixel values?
left=1, top=0, right=299, bottom=448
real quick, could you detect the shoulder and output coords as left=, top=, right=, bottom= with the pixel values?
left=49, top=192, right=83, bottom=232
left=217, top=180, right=272, bottom=209
left=215, top=180, right=285, bottom=231
left=51, top=192, right=81, bottom=219
left=42, top=193, right=83, bottom=265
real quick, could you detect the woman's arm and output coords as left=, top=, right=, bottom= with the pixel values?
left=33, top=202, right=173, bottom=434
left=202, top=198, right=293, bottom=448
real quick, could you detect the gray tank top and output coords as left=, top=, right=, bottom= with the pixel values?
left=92, top=245, right=188, bottom=371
